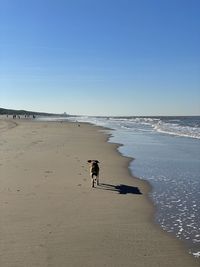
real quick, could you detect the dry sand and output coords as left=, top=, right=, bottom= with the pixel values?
left=0, top=119, right=199, bottom=267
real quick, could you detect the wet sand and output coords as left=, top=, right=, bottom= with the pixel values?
left=0, top=119, right=199, bottom=267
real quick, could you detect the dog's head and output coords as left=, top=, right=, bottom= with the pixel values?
left=87, top=160, right=99, bottom=166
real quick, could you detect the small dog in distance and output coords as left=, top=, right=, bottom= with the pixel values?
left=87, top=160, right=100, bottom=188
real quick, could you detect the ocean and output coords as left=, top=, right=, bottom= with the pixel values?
left=38, top=116, right=200, bottom=257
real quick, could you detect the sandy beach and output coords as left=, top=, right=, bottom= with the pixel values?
left=0, top=119, right=199, bottom=267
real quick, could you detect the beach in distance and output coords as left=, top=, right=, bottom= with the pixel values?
left=0, top=118, right=199, bottom=267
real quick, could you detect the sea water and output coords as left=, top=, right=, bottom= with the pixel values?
left=38, top=116, right=200, bottom=257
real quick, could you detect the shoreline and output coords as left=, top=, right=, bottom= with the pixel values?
left=92, top=119, right=200, bottom=258
left=0, top=118, right=199, bottom=266
left=87, top=122, right=197, bottom=256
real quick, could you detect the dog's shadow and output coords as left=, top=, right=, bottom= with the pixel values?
left=97, top=183, right=142, bottom=195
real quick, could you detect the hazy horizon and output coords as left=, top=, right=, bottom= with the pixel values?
left=1, top=106, right=200, bottom=118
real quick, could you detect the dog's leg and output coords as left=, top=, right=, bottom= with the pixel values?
left=96, top=174, right=99, bottom=186
left=91, top=174, right=95, bottom=188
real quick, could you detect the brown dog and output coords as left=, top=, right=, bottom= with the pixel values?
left=87, top=160, right=100, bottom=188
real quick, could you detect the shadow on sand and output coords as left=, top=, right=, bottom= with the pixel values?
left=97, top=183, right=142, bottom=195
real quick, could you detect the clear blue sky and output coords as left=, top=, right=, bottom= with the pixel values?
left=0, top=0, right=199, bottom=116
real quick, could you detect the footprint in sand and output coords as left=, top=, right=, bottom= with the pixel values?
left=74, top=156, right=80, bottom=162
left=44, top=170, right=53, bottom=178
left=45, top=170, right=53, bottom=174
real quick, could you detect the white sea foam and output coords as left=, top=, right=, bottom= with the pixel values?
left=106, top=117, right=200, bottom=139
left=62, top=116, right=200, bottom=140
left=119, top=117, right=200, bottom=139
left=192, top=251, right=200, bottom=257
left=153, top=122, right=200, bottom=139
